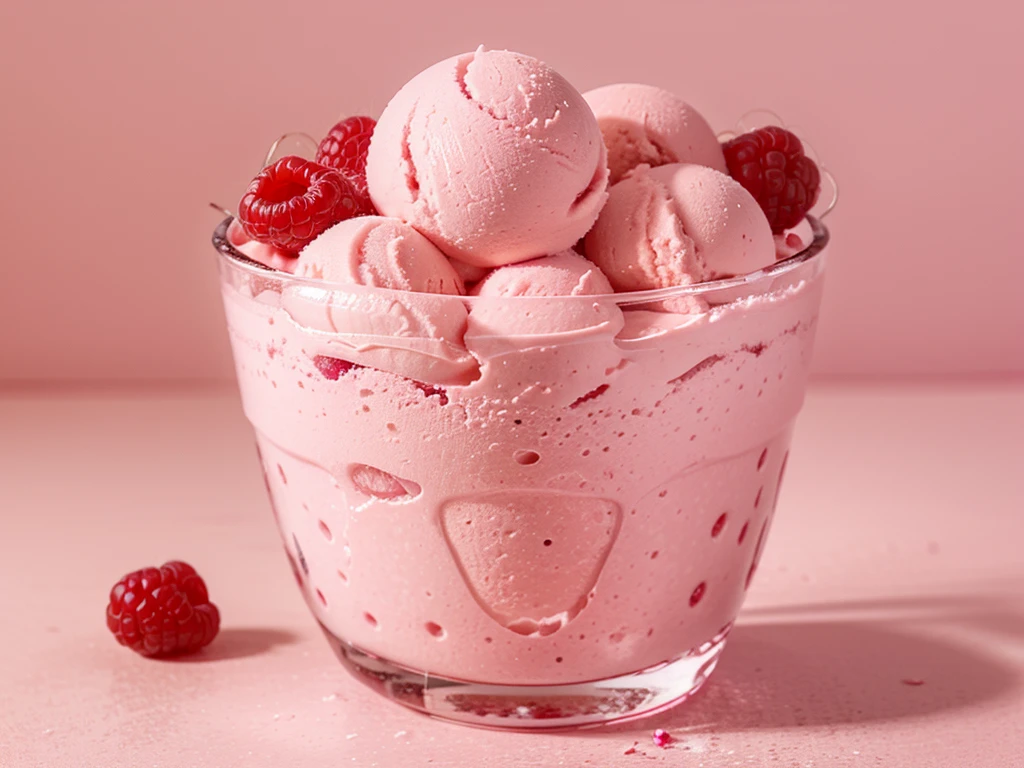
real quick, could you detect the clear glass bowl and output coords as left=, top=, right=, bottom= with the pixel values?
left=212, top=217, right=829, bottom=728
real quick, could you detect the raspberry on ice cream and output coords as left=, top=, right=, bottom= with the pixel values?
left=239, top=156, right=364, bottom=252
left=584, top=83, right=727, bottom=184
left=366, top=47, right=609, bottom=268
left=315, top=115, right=377, bottom=198
left=723, top=126, right=821, bottom=233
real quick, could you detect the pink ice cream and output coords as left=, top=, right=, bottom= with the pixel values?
left=219, top=239, right=826, bottom=685
left=447, top=258, right=491, bottom=290
left=214, top=45, right=832, bottom=726
left=471, top=250, right=614, bottom=298
left=583, top=83, right=727, bottom=184
left=465, top=251, right=622, bottom=408
left=365, top=47, right=609, bottom=268
left=227, top=219, right=297, bottom=273
left=585, top=163, right=775, bottom=292
left=295, top=215, right=464, bottom=294
left=282, top=216, right=477, bottom=385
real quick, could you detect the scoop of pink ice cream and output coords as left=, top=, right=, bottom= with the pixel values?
left=583, top=84, right=726, bottom=184
left=284, top=217, right=476, bottom=385
left=366, top=47, right=609, bottom=268
left=227, top=219, right=298, bottom=273
left=295, top=216, right=464, bottom=295
left=464, top=251, right=623, bottom=407
left=471, top=250, right=614, bottom=298
left=584, top=163, right=774, bottom=292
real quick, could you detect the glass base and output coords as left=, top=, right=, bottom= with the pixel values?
left=321, top=623, right=730, bottom=730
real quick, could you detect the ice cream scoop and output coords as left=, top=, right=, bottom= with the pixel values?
left=283, top=217, right=477, bottom=384
left=295, top=215, right=465, bottom=295
left=464, top=251, right=623, bottom=407
left=366, top=47, right=609, bottom=268
left=583, top=84, right=726, bottom=184
left=471, top=250, right=614, bottom=298
left=584, top=163, right=774, bottom=292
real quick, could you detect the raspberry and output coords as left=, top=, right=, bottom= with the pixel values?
left=412, top=380, right=449, bottom=405
left=569, top=384, right=609, bottom=409
left=315, top=116, right=376, bottom=195
left=313, top=355, right=363, bottom=380
left=238, top=156, right=362, bottom=253
left=106, top=561, right=220, bottom=657
left=722, top=126, right=821, bottom=233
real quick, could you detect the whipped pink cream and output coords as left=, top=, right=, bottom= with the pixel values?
left=220, top=246, right=824, bottom=685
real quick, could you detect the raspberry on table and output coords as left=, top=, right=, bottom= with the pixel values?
left=315, top=116, right=376, bottom=197
left=106, top=561, right=220, bottom=657
left=722, top=126, right=821, bottom=233
left=238, top=156, right=363, bottom=253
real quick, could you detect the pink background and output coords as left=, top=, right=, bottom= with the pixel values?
left=1, top=0, right=1022, bottom=383
left=2, top=5, right=1023, bottom=765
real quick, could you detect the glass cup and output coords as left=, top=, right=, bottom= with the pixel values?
left=212, top=217, right=829, bottom=728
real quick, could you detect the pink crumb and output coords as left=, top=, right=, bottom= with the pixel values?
left=623, top=741, right=639, bottom=755
left=652, top=728, right=673, bottom=748
left=902, top=678, right=926, bottom=686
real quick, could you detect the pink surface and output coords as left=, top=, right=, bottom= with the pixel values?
left=2, top=384, right=1022, bottom=766
left=2, top=1, right=1024, bottom=382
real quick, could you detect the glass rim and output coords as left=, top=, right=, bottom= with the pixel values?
left=211, top=215, right=829, bottom=303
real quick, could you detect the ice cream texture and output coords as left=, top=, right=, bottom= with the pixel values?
left=585, top=163, right=775, bottom=291
left=218, top=46, right=828, bottom=695
left=221, top=254, right=824, bottom=684
left=366, top=47, right=609, bottom=268
left=584, top=83, right=727, bottom=184
left=296, top=215, right=464, bottom=295
left=471, top=250, right=614, bottom=298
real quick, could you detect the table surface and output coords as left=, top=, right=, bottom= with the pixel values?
left=1, top=383, right=1022, bottom=768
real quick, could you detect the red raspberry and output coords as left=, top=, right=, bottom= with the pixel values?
left=315, top=116, right=376, bottom=197
left=313, top=355, right=363, bottom=380
left=106, top=561, right=220, bottom=657
left=238, top=156, right=362, bottom=253
left=722, top=126, right=821, bottom=233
